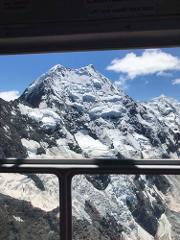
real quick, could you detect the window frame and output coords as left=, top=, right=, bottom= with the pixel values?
left=0, top=159, right=180, bottom=240
left=0, top=5, right=180, bottom=237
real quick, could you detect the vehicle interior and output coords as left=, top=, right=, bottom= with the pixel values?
left=0, top=0, right=180, bottom=240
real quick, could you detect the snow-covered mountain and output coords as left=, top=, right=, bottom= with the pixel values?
left=4, top=63, right=179, bottom=160
left=0, top=64, right=180, bottom=239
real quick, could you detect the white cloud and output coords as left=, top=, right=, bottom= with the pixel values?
left=157, top=71, right=173, bottom=77
left=107, top=49, right=180, bottom=79
left=172, top=78, right=180, bottom=85
left=114, top=76, right=129, bottom=89
left=0, top=91, right=20, bottom=101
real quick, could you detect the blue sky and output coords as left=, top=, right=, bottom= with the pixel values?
left=0, top=47, right=180, bottom=101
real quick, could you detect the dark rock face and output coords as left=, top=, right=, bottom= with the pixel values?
left=85, top=175, right=111, bottom=191
left=80, top=200, right=124, bottom=240
left=0, top=193, right=59, bottom=240
left=24, top=174, right=46, bottom=191
left=146, top=175, right=171, bottom=194
left=0, top=99, right=27, bottom=158
left=37, top=147, right=46, bottom=155
left=127, top=190, right=164, bottom=236
left=126, top=175, right=166, bottom=236
left=20, top=79, right=47, bottom=108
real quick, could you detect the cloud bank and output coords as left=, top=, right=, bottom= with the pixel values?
left=0, top=91, right=20, bottom=101
left=107, top=49, right=180, bottom=80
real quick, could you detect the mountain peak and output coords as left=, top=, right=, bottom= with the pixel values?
left=49, top=64, right=96, bottom=74
left=158, top=94, right=166, bottom=98
left=20, top=63, right=120, bottom=108
left=49, top=64, right=68, bottom=72
left=83, top=64, right=95, bottom=70
left=151, top=94, right=178, bottom=103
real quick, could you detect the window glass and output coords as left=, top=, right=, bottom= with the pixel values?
left=72, top=174, right=180, bottom=240
left=0, top=48, right=179, bottom=160
left=0, top=173, right=60, bottom=239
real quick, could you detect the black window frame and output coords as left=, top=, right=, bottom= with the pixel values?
left=0, top=4, right=180, bottom=238
left=0, top=159, right=180, bottom=240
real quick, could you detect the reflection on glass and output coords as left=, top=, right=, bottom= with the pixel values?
left=72, top=174, right=180, bottom=240
left=0, top=173, right=59, bottom=239
left=0, top=48, right=179, bottom=160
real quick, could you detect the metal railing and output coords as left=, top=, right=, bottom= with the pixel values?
left=0, top=158, right=180, bottom=240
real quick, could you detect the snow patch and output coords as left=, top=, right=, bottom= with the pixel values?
left=21, top=139, right=40, bottom=157
left=156, top=214, right=172, bottom=240
left=0, top=173, right=59, bottom=211
left=13, top=216, right=24, bottom=223
left=19, top=104, right=61, bottom=129
left=75, top=130, right=112, bottom=158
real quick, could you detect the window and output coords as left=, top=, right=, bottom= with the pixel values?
left=0, top=173, right=60, bottom=239
left=72, top=174, right=180, bottom=239
left=0, top=48, right=179, bottom=160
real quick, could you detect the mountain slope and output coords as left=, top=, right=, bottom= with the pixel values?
left=0, top=192, right=59, bottom=240
left=0, top=64, right=179, bottom=239
left=14, top=64, right=180, bottom=159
